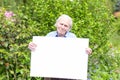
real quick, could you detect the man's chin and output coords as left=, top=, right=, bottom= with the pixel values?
left=58, top=33, right=66, bottom=37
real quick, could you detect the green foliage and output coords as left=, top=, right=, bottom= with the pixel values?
left=0, top=7, right=31, bottom=80
left=0, top=0, right=120, bottom=80
left=110, top=18, right=120, bottom=47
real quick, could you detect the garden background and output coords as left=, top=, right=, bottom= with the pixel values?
left=0, top=0, right=120, bottom=80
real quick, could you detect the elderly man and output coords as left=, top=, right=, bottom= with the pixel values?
left=28, top=14, right=92, bottom=80
left=46, top=14, right=76, bottom=38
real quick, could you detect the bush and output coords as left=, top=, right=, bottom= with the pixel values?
left=0, top=0, right=120, bottom=80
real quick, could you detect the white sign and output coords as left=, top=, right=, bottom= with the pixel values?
left=30, top=36, right=89, bottom=80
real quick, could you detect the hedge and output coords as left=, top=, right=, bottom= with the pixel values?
left=0, top=0, right=120, bottom=80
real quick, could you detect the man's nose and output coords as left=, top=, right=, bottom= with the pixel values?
left=61, top=24, right=65, bottom=28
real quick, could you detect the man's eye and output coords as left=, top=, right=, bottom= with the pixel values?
left=60, top=23, right=63, bottom=25
left=65, top=25, right=68, bottom=27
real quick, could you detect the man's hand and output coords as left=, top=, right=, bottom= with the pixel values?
left=28, top=42, right=37, bottom=51
left=86, top=48, right=92, bottom=55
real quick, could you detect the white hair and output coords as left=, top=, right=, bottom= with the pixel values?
left=54, top=14, right=73, bottom=29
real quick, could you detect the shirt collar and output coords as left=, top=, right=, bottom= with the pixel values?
left=55, top=31, right=67, bottom=37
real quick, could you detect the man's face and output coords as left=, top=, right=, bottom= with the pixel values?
left=56, top=18, right=71, bottom=36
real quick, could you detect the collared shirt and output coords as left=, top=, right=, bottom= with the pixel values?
left=46, top=31, right=76, bottom=38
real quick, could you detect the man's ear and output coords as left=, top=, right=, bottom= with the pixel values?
left=54, top=23, right=57, bottom=27
left=68, top=26, right=72, bottom=31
